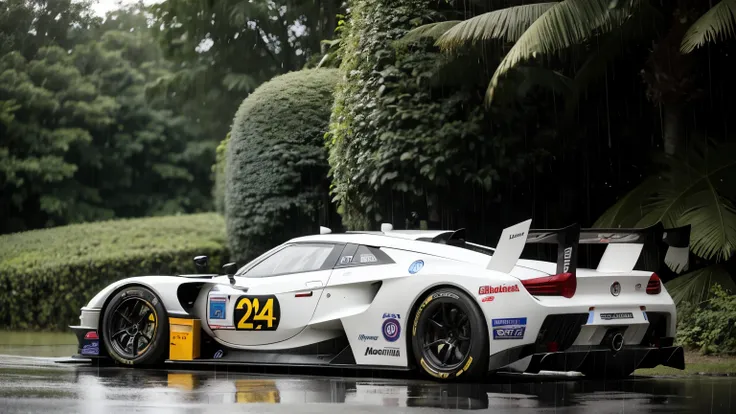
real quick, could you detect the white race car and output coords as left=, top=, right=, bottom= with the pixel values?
left=69, top=219, right=690, bottom=380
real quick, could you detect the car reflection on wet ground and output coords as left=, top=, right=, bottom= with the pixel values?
left=0, top=355, right=734, bottom=413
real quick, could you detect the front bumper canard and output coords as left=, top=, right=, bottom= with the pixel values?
left=69, top=325, right=105, bottom=358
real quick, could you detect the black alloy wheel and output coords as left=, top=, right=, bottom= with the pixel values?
left=101, top=286, right=169, bottom=366
left=411, top=287, right=488, bottom=381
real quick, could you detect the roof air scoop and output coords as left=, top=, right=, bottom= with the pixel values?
left=320, top=226, right=332, bottom=234
left=381, top=223, right=393, bottom=232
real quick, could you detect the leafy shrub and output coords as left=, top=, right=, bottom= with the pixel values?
left=212, top=133, right=230, bottom=214
left=326, top=0, right=537, bottom=231
left=224, top=68, right=340, bottom=263
left=0, top=213, right=229, bottom=330
left=676, top=283, right=736, bottom=355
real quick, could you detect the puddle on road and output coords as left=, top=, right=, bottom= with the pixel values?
left=0, top=330, right=77, bottom=358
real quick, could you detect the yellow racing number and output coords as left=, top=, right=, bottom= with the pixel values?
left=234, top=295, right=280, bottom=331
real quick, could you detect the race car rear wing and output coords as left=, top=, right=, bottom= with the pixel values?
left=486, top=219, right=691, bottom=276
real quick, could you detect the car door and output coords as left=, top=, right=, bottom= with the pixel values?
left=215, top=242, right=343, bottom=346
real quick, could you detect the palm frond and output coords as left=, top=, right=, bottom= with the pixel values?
left=433, top=3, right=558, bottom=51
left=592, top=176, right=663, bottom=228
left=593, top=140, right=736, bottom=263
left=513, top=66, right=574, bottom=99
left=679, top=189, right=736, bottom=261
left=665, top=264, right=736, bottom=307
left=681, top=0, right=736, bottom=53
left=399, top=21, right=463, bottom=45
left=485, top=0, right=640, bottom=106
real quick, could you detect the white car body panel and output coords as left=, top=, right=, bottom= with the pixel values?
left=72, top=219, right=689, bottom=375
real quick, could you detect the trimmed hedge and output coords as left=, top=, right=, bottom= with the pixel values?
left=212, top=133, right=230, bottom=214
left=0, top=213, right=229, bottom=330
left=225, top=68, right=340, bottom=263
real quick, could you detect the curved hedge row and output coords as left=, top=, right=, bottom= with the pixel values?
left=0, top=213, right=228, bottom=330
left=225, top=68, right=340, bottom=263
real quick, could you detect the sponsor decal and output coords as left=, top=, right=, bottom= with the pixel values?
left=213, top=349, right=224, bottom=359
left=209, top=296, right=227, bottom=320
left=600, top=312, right=634, bottom=320
left=408, top=260, right=424, bottom=274
left=456, top=356, right=473, bottom=377
left=382, top=313, right=400, bottom=319
left=420, top=358, right=449, bottom=379
left=492, top=317, right=527, bottom=340
left=365, top=346, right=400, bottom=357
left=478, top=284, right=519, bottom=295
left=509, top=232, right=525, bottom=240
left=586, top=310, right=594, bottom=324
left=339, top=255, right=353, bottom=265
left=481, top=295, right=495, bottom=303
left=382, top=318, right=401, bottom=342
left=562, top=246, right=573, bottom=273
left=610, top=281, right=621, bottom=296
left=358, top=334, right=379, bottom=341
left=360, top=254, right=377, bottom=263
left=81, top=341, right=99, bottom=356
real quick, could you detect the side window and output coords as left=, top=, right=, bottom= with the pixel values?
left=336, top=244, right=394, bottom=267
left=244, top=243, right=337, bottom=278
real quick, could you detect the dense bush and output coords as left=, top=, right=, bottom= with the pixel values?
left=212, top=133, right=230, bottom=214
left=224, top=68, right=340, bottom=263
left=676, top=284, right=736, bottom=355
left=0, top=213, right=228, bottom=330
left=326, top=0, right=540, bottom=232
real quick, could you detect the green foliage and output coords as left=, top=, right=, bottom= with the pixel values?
left=666, top=264, right=736, bottom=307
left=327, top=0, right=538, bottom=230
left=0, top=4, right=215, bottom=234
left=148, top=0, right=346, bottom=145
left=681, top=0, right=736, bottom=53
left=0, top=213, right=229, bottom=330
left=225, top=68, right=339, bottom=262
left=212, top=133, right=230, bottom=214
left=676, top=283, right=736, bottom=355
left=594, top=140, right=736, bottom=263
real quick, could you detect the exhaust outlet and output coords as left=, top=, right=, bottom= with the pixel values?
left=610, top=332, right=624, bottom=352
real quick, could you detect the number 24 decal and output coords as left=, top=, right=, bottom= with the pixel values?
left=233, top=295, right=281, bottom=331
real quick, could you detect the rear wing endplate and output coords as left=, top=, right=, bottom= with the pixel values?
left=486, top=219, right=690, bottom=275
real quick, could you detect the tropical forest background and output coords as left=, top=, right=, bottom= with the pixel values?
left=1, top=0, right=735, bottom=354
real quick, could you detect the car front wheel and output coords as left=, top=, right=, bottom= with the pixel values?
left=410, top=287, right=489, bottom=381
left=101, top=286, right=169, bottom=366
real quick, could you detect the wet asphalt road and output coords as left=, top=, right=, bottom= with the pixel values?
left=0, top=355, right=735, bottom=413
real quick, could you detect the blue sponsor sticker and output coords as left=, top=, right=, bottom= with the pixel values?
left=586, top=310, right=594, bottom=324
left=491, top=317, right=527, bottom=340
left=81, top=341, right=100, bottom=356
left=408, top=260, right=424, bottom=274
left=209, top=297, right=227, bottom=320
left=382, top=318, right=401, bottom=342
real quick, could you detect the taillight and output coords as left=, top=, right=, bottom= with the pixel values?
left=521, top=272, right=576, bottom=298
left=646, top=273, right=661, bottom=294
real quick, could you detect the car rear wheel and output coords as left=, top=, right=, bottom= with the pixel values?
left=410, top=287, right=488, bottom=381
left=101, top=286, right=169, bottom=366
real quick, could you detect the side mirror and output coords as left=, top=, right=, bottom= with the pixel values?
left=222, top=262, right=237, bottom=284
left=193, top=255, right=209, bottom=272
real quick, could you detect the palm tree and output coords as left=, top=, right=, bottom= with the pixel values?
left=404, top=0, right=736, bottom=305
left=405, top=0, right=736, bottom=156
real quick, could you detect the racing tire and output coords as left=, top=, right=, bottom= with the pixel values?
left=410, top=287, right=489, bottom=381
left=101, top=285, right=169, bottom=367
